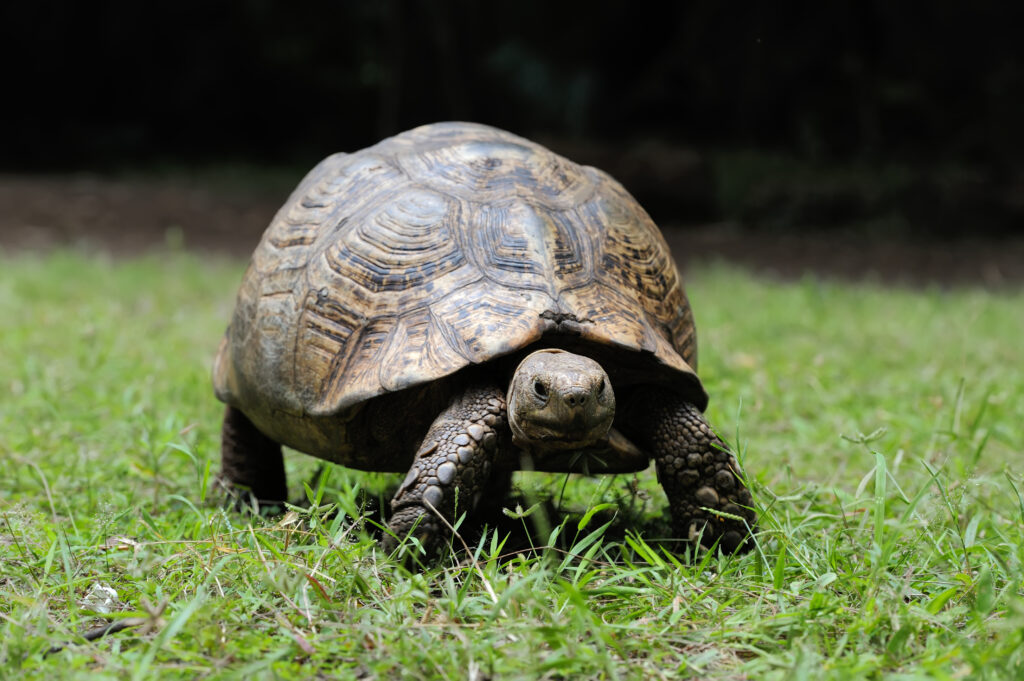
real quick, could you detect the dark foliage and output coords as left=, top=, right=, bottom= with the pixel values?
left=3, top=2, right=1022, bottom=234
left=4, top=1, right=1022, bottom=167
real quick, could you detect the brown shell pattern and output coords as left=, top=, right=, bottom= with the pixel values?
left=213, top=122, right=699, bottom=418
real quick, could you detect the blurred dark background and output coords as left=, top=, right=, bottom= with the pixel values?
left=2, top=0, right=1023, bottom=280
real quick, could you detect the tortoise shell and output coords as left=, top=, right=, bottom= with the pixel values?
left=213, top=122, right=704, bottom=465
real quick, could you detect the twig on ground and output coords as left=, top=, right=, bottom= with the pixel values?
left=45, top=600, right=166, bottom=657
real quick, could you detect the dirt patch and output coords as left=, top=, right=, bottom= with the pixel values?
left=2, top=174, right=1022, bottom=287
left=0, top=174, right=288, bottom=255
left=663, top=226, right=1024, bottom=288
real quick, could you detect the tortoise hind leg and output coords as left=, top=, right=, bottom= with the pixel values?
left=628, top=390, right=756, bottom=553
left=384, top=385, right=506, bottom=556
left=218, top=405, right=288, bottom=509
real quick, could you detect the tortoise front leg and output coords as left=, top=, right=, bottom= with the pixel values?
left=218, top=405, right=288, bottom=509
left=629, top=390, right=756, bottom=553
left=384, top=385, right=506, bottom=556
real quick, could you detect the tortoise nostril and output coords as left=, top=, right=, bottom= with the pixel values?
left=565, top=389, right=588, bottom=408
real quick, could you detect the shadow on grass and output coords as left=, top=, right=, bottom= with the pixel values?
left=267, top=466, right=704, bottom=567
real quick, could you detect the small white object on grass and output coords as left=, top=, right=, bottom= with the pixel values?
left=82, top=583, right=121, bottom=614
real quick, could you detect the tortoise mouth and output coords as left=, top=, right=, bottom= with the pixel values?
left=509, top=399, right=614, bottom=448
left=531, top=430, right=605, bottom=449
left=523, top=448, right=649, bottom=474
left=539, top=432, right=592, bottom=442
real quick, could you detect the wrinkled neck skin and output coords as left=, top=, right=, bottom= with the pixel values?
left=506, top=349, right=616, bottom=456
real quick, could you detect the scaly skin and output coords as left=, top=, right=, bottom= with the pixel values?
left=218, top=405, right=287, bottom=507
left=629, top=389, right=756, bottom=553
left=383, top=385, right=506, bottom=555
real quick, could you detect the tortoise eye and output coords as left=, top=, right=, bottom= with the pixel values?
left=597, top=378, right=607, bottom=395
left=533, top=380, right=548, bottom=399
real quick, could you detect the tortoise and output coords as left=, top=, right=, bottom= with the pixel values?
left=213, top=122, right=756, bottom=555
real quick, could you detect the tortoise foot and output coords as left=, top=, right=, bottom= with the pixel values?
left=634, top=392, right=757, bottom=553
left=218, top=405, right=288, bottom=512
left=384, top=385, right=506, bottom=558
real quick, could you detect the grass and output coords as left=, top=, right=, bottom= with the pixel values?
left=1, top=249, right=1023, bottom=679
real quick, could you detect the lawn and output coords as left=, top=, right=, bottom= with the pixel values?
left=1, top=249, right=1022, bottom=680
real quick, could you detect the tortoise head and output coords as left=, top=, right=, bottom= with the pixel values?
left=507, top=349, right=615, bottom=451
